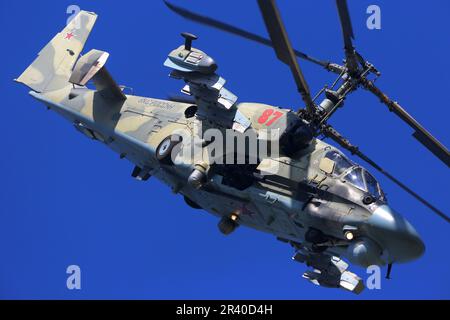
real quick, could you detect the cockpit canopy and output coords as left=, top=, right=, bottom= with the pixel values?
left=324, top=150, right=383, bottom=199
left=324, top=149, right=353, bottom=175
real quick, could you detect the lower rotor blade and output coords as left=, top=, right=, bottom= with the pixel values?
left=361, top=79, right=450, bottom=167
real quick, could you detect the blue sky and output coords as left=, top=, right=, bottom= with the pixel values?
left=0, top=0, right=449, bottom=299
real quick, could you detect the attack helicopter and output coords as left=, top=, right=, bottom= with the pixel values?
left=15, top=0, right=449, bottom=294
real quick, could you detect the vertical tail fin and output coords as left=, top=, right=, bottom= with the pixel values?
left=15, top=10, right=97, bottom=92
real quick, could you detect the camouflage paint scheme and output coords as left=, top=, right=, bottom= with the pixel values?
left=16, top=11, right=425, bottom=294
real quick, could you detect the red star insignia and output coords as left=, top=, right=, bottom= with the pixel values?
left=65, top=32, right=74, bottom=40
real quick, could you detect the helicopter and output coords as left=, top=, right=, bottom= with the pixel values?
left=15, top=0, right=449, bottom=294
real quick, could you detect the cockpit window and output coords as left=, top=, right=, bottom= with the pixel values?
left=344, top=167, right=365, bottom=191
left=324, top=151, right=353, bottom=175
left=324, top=149, right=384, bottom=199
left=364, top=170, right=381, bottom=198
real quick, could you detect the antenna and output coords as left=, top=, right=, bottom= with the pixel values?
left=181, top=32, right=197, bottom=51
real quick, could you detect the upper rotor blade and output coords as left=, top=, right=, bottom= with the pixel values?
left=335, top=0, right=358, bottom=73
left=163, top=1, right=333, bottom=71
left=361, top=79, right=450, bottom=167
left=335, top=0, right=354, bottom=51
left=257, top=0, right=314, bottom=112
left=322, top=125, right=450, bottom=223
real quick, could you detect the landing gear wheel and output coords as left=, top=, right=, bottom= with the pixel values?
left=184, top=195, right=202, bottom=209
left=218, top=216, right=239, bottom=235
left=156, top=135, right=182, bottom=165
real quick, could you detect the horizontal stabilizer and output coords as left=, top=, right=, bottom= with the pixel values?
left=70, top=49, right=126, bottom=101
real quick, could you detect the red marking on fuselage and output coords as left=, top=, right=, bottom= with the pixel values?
left=65, top=32, right=74, bottom=40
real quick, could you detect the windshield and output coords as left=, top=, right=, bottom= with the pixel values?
left=344, top=167, right=383, bottom=198
left=344, top=167, right=365, bottom=191
left=324, top=150, right=353, bottom=175
left=324, top=149, right=383, bottom=199
left=364, top=170, right=381, bottom=198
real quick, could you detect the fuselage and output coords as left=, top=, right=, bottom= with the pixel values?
left=30, top=85, right=425, bottom=268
